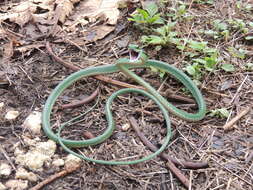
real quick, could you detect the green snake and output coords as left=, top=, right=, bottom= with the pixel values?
left=42, top=45, right=206, bottom=165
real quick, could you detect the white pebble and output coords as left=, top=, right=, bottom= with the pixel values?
left=15, top=167, right=38, bottom=182
left=0, top=163, right=12, bottom=177
left=0, top=183, right=6, bottom=190
left=65, top=154, right=82, bottom=170
left=121, top=123, right=131, bottom=131
left=15, top=139, right=56, bottom=171
left=23, top=111, right=42, bottom=135
left=52, top=159, right=65, bottom=167
left=5, top=110, right=19, bottom=120
left=5, top=180, right=28, bottom=190
left=0, top=102, right=4, bottom=109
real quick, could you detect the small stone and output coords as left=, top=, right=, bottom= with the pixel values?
left=35, top=140, right=56, bottom=157
left=0, top=102, right=4, bottom=109
left=52, top=158, right=65, bottom=167
left=15, top=140, right=56, bottom=171
left=65, top=154, right=82, bottom=171
left=5, top=110, right=19, bottom=120
left=5, top=180, right=28, bottom=190
left=0, top=163, right=12, bottom=177
left=23, top=111, right=42, bottom=135
left=0, top=183, right=6, bottom=190
left=15, top=167, right=38, bottom=182
left=121, top=123, right=131, bottom=131
left=14, top=147, right=25, bottom=156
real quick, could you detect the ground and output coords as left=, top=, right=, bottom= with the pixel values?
left=0, top=0, right=252, bottom=190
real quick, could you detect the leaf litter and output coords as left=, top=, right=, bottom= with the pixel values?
left=0, top=0, right=253, bottom=189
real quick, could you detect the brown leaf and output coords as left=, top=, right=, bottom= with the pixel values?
left=55, top=0, right=74, bottom=23
left=3, top=41, right=14, bottom=60
left=82, top=25, right=115, bottom=42
left=69, top=0, right=121, bottom=25
left=0, top=1, right=37, bottom=26
left=0, top=0, right=55, bottom=26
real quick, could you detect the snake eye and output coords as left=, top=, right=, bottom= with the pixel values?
left=129, top=49, right=140, bottom=62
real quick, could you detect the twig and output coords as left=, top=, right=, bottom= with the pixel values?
left=128, top=117, right=209, bottom=169
left=30, top=164, right=81, bottom=190
left=0, top=144, right=16, bottom=170
left=229, top=75, right=248, bottom=104
left=165, top=160, right=190, bottom=189
left=128, top=117, right=190, bottom=188
left=60, top=87, right=99, bottom=109
left=46, top=41, right=144, bottom=90
left=245, top=151, right=253, bottom=163
left=220, top=31, right=253, bottom=47
left=189, top=170, right=193, bottom=190
left=223, top=106, right=252, bottom=131
left=162, top=89, right=195, bottom=104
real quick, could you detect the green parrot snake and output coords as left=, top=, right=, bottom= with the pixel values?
left=42, top=45, right=206, bottom=165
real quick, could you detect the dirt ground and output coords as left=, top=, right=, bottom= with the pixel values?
left=0, top=0, right=253, bottom=190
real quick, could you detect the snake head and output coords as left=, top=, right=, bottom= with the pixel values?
left=128, top=44, right=148, bottom=64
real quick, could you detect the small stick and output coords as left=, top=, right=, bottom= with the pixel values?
left=0, top=144, right=16, bottom=170
left=46, top=41, right=144, bottom=90
left=30, top=164, right=81, bottom=190
left=60, top=87, right=99, bottom=109
left=223, top=106, right=252, bottom=131
left=229, top=75, right=248, bottom=104
left=129, top=117, right=193, bottom=188
left=165, top=160, right=190, bottom=189
left=128, top=117, right=209, bottom=169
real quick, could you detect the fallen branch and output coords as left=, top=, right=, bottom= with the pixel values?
left=46, top=41, right=144, bottom=90
left=223, top=106, right=252, bottom=131
left=128, top=116, right=209, bottom=169
left=30, top=165, right=81, bottom=190
left=128, top=116, right=190, bottom=188
left=60, top=87, right=99, bottom=109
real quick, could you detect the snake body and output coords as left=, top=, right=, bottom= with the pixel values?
left=42, top=51, right=206, bottom=165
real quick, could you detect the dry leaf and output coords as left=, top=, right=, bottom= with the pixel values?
left=55, top=0, right=74, bottom=23
left=15, top=43, right=45, bottom=54
left=69, top=0, right=121, bottom=25
left=82, top=25, right=115, bottom=42
left=3, top=41, right=14, bottom=60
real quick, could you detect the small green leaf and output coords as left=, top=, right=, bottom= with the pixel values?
left=245, top=63, right=253, bottom=71
left=204, top=56, right=217, bottom=71
left=189, top=41, right=208, bottom=51
left=218, top=108, right=229, bottom=118
left=209, top=108, right=229, bottom=118
left=228, top=47, right=246, bottom=59
left=245, top=36, right=253, bottom=40
left=213, top=19, right=228, bottom=31
left=145, top=2, right=158, bottom=17
left=137, top=8, right=149, bottom=19
left=185, top=65, right=196, bottom=76
left=141, top=35, right=164, bottom=45
left=221, top=64, right=235, bottom=72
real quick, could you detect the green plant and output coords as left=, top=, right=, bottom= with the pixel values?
left=236, top=1, right=252, bottom=12
left=244, top=63, right=253, bottom=71
left=193, top=0, right=214, bottom=4
left=228, top=47, right=247, bottom=59
left=213, top=19, right=230, bottom=39
left=228, top=19, right=248, bottom=33
left=141, top=22, right=178, bottom=49
left=221, top=64, right=235, bottom=72
left=128, top=3, right=164, bottom=27
left=184, top=54, right=218, bottom=80
left=209, top=108, right=229, bottom=118
left=167, top=2, right=193, bottom=21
